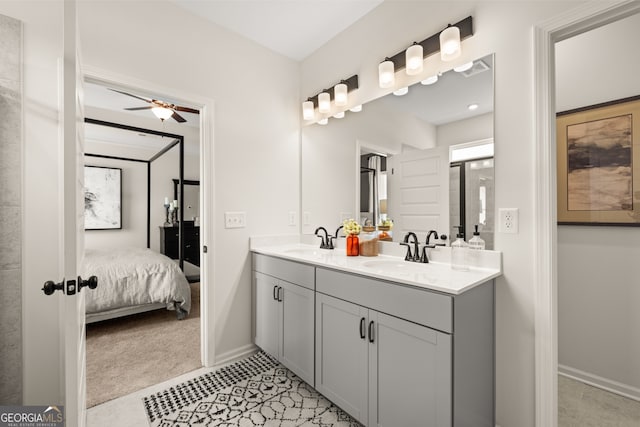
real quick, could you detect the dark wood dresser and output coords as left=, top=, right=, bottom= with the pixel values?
left=159, top=222, right=200, bottom=267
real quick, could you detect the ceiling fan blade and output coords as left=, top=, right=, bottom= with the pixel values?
left=124, top=106, right=154, bottom=111
left=171, top=111, right=187, bottom=123
left=173, top=105, right=200, bottom=114
left=109, top=88, right=152, bottom=104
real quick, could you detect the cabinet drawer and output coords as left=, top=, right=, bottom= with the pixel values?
left=316, top=268, right=452, bottom=333
left=252, top=254, right=315, bottom=290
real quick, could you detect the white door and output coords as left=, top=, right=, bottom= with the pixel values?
left=61, top=1, right=89, bottom=425
left=387, top=145, right=449, bottom=241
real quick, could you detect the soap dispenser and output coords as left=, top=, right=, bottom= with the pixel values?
left=451, top=226, right=469, bottom=271
left=468, top=225, right=485, bottom=250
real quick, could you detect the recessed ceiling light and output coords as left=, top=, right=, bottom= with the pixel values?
left=318, top=118, right=329, bottom=125
left=454, top=61, right=474, bottom=72
left=420, top=75, right=438, bottom=85
left=468, top=103, right=479, bottom=111
left=350, top=105, right=362, bottom=113
left=393, top=87, right=409, bottom=96
left=333, top=111, right=345, bottom=119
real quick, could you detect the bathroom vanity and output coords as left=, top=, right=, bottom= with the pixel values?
left=251, top=242, right=501, bottom=427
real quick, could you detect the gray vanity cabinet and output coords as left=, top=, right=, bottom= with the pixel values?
left=253, top=254, right=315, bottom=386
left=316, top=293, right=452, bottom=427
left=315, top=267, right=494, bottom=427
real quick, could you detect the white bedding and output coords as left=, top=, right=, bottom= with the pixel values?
left=82, top=247, right=191, bottom=316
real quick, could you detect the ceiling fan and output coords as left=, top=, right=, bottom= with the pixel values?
left=110, top=88, right=199, bottom=123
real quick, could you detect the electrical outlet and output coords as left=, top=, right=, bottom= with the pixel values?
left=499, top=208, right=518, bottom=233
left=224, top=211, right=246, bottom=229
left=303, top=212, right=311, bottom=226
left=288, top=211, right=297, bottom=226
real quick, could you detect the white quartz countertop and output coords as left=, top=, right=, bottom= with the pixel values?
left=250, top=241, right=502, bottom=296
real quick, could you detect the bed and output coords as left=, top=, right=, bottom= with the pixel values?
left=82, top=247, right=191, bottom=323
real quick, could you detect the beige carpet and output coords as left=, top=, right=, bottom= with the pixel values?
left=86, top=282, right=201, bottom=408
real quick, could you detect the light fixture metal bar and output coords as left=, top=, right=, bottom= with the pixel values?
left=307, top=74, right=359, bottom=108
left=387, top=15, right=473, bottom=70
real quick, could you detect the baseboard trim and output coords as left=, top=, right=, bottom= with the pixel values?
left=214, top=344, right=259, bottom=367
left=558, top=364, right=640, bottom=402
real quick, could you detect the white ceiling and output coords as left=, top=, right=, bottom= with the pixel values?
left=169, top=0, right=384, bottom=61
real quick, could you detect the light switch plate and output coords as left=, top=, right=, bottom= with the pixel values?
left=288, top=211, right=297, bottom=226
left=225, top=211, right=246, bottom=229
left=303, top=212, right=311, bottom=226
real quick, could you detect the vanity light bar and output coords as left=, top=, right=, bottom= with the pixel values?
left=383, top=16, right=473, bottom=72
left=302, top=75, right=359, bottom=116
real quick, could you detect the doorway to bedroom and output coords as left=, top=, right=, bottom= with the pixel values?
left=81, top=81, right=205, bottom=408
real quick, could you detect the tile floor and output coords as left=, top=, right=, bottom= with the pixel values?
left=558, top=375, right=640, bottom=427
left=89, top=367, right=640, bottom=427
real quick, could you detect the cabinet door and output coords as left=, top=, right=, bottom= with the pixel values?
left=254, top=272, right=279, bottom=358
left=316, top=293, right=369, bottom=425
left=280, top=281, right=315, bottom=386
left=368, top=311, right=452, bottom=427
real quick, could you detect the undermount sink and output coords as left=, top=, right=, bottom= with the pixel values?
left=360, top=259, right=438, bottom=277
left=282, top=247, right=326, bottom=258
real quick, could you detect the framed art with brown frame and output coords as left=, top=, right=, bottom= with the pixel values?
left=557, top=95, right=640, bottom=225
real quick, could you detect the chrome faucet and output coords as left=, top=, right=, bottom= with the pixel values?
left=400, top=232, right=420, bottom=262
left=314, top=227, right=332, bottom=249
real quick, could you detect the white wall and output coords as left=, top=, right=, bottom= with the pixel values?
left=437, top=112, right=493, bottom=148
left=4, top=0, right=300, bottom=406
left=300, top=2, right=585, bottom=426
left=556, top=12, right=640, bottom=396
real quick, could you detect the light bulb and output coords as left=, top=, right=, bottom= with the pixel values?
left=406, top=43, right=423, bottom=76
left=318, top=92, right=331, bottom=114
left=440, top=25, right=461, bottom=62
left=334, top=83, right=348, bottom=107
left=378, top=60, right=395, bottom=89
left=302, top=100, right=314, bottom=120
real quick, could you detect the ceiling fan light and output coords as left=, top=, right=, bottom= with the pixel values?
left=318, top=92, right=331, bottom=114
left=334, top=83, right=348, bottom=107
left=378, top=60, right=395, bottom=89
left=440, top=25, right=461, bottom=62
left=152, top=107, right=173, bottom=121
left=302, top=100, right=315, bottom=120
left=406, top=43, right=423, bottom=76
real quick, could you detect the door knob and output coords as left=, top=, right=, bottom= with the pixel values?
left=78, top=275, right=98, bottom=291
left=42, top=280, right=64, bottom=296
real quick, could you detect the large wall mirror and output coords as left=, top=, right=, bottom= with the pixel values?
left=302, top=53, right=495, bottom=248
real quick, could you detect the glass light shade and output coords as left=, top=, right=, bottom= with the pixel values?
left=333, top=111, right=345, bottom=119
left=393, top=87, right=409, bottom=96
left=421, top=75, right=438, bottom=85
left=378, top=60, right=395, bottom=88
left=302, top=101, right=314, bottom=120
left=350, top=104, right=362, bottom=113
left=454, top=61, right=474, bottom=72
left=440, top=25, right=461, bottom=62
left=318, top=92, right=331, bottom=114
left=152, top=107, right=173, bottom=121
left=406, top=44, right=423, bottom=76
left=318, top=117, right=328, bottom=125
left=334, top=83, right=348, bottom=107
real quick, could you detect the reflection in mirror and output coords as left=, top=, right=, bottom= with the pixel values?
left=302, top=54, right=494, bottom=248
left=173, top=179, right=200, bottom=280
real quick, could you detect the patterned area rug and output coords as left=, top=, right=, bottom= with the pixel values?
left=143, top=351, right=362, bottom=427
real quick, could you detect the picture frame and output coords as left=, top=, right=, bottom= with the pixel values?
left=557, top=95, right=640, bottom=225
left=84, top=165, right=122, bottom=230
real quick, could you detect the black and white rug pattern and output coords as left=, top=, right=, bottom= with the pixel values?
left=143, top=351, right=362, bottom=427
